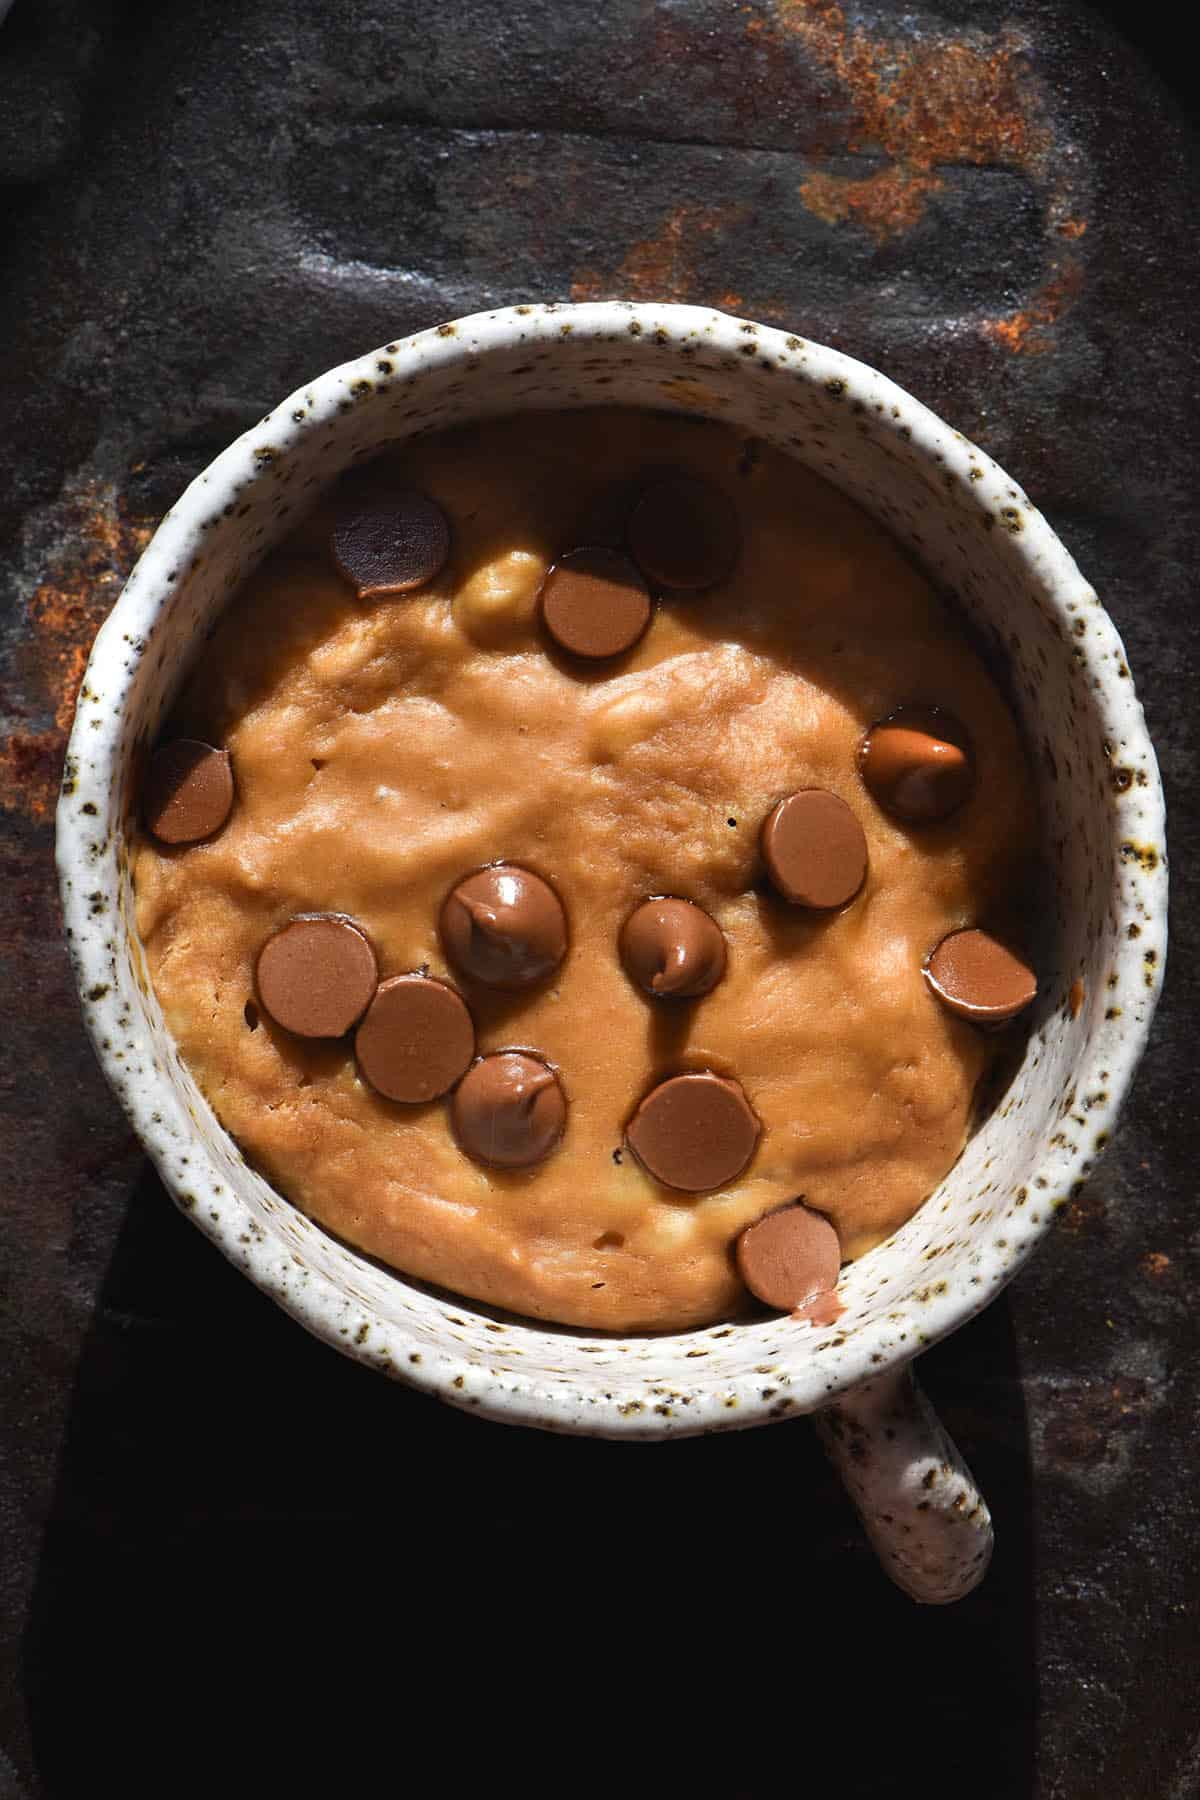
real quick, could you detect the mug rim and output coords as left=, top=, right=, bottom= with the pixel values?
left=56, top=300, right=1168, bottom=1437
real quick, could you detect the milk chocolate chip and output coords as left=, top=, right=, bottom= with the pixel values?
left=539, top=547, right=652, bottom=660
left=256, top=915, right=378, bottom=1038
left=760, top=789, right=868, bottom=909
left=451, top=1051, right=567, bottom=1168
left=626, top=1071, right=759, bottom=1193
left=332, top=491, right=450, bottom=597
left=355, top=973, right=475, bottom=1103
left=860, top=707, right=974, bottom=824
left=736, top=1202, right=842, bottom=1313
left=620, top=897, right=726, bottom=999
left=143, top=740, right=234, bottom=845
left=627, top=476, right=740, bottom=590
left=925, top=928, right=1037, bottom=1025
left=440, top=865, right=567, bottom=990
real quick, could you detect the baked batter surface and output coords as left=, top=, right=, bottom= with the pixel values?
left=134, top=409, right=1035, bottom=1330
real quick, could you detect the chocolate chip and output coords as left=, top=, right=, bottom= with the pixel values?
left=355, top=974, right=475, bottom=1103
left=256, top=915, right=378, bottom=1038
left=538, top=547, right=652, bottom=660
left=626, top=476, right=740, bottom=590
left=331, top=490, right=450, bottom=596
left=620, top=897, right=726, bottom=999
left=440, top=865, right=567, bottom=989
left=736, top=1202, right=842, bottom=1312
left=451, top=1051, right=567, bottom=1168
left=925, top=928, right=1037, bottom=1025
left=143, top=740, right=234, bottom=845
left=760, top=789, right=868, bottom=909
left=860, top=707, right=974, bottom=823
left=625, top=1071, right=759, bottom=1193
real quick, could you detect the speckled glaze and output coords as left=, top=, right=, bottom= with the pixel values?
left=56, top=303, right=1166, bottom=1602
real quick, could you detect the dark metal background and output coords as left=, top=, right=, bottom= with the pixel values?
left=1, top=2, right=1197, bottom=1794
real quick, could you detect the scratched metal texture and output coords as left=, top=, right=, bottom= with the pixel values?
left=1, top=2, right=1196, bottom=1795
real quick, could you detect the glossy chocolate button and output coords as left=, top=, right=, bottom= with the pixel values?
left=736, top=1202, right=842, bottom=1312
left=143, top=740, right=234, bottom=845
left=256, top=915, right=378, bottom=1038
left=925, top=928, right=1037, bottom=1026
left=355, top=974, right=475, bottom=1102
left=860, top=707, right=974, bottom=824
left=539, top=547, right=652, bottom=660
left=451, top=1051, right=567, bottom=1168
left=331, top=490, right=450, bottom=596
left=625, top=1071, right=759, bottom=1193
left=440, top=865, right=567, bottom=990
left=760, top=789, right=868, bottom=909
left=627, top=476, right=740, bottom=590
left=620, top=897, right=726, bottom=999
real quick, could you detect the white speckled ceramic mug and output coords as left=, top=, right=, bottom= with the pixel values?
left=56, top=303, right=1166, bottom=1603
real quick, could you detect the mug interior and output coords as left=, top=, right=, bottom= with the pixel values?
left=58, top=303, right=1165, bottom=1437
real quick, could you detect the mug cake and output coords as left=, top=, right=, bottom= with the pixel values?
left=132, top=406, right=1037, bottom=1332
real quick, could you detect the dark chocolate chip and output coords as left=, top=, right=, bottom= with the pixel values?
left=539, top=547, right=652, bottom=660
left=620, top=897, right=726, bottom=999
left=760, top=789, right=868, bottom=909
left=256, top=915, right=378, bottom=1038
left=860, top=707, right=974, bottom=823
left=626, top=476, right=740, bottom=590
left=925, top=928, right=1037, bottom=1025
left=736, top=1202, right=841, bottom=1312
left=440, top=865, right=567, bottom=989
left=355, top=973, right=475, bottom=1102
left=451, top=1051, right=567, bottom=1168
left=331, top=490, right=450, bottom=596
left=143, top=740, right=234, bottom=845
left=625, top=1071, right=759, bottom=1193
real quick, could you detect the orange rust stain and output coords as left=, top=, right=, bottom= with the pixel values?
left=1140, top=1251, right=1171, bottom=1280
left=980, top=258, right=1083, bottom=354
left=0, top=730, right=63, bottom=823
left=1068, top=976, right=1086, bottom=1018
left=1057, top=216, right=1088, bottom=239
left=0, top=481, right=153, bottom=823
left=771, top=1, right=1049, bottom=243
left=572, top=203, right=743, bottom=304
left=1060, top=1178, right=1106, bottom=1234
left=800, top=165, right=944, bottom=246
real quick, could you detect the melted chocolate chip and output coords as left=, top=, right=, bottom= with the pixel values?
left=736, top=1202, right=842, bottom=1312
left=627, top=476, right=740, bottom=590
left=625, top=1071, right=759, bottom=1193
left=331, top=490, right=450, bottom=596
left=143, top=740, right=234, bottom=845
left=860, top=707, right=974, bottom=823
left=760, top=789, right=868, bottom=909
left=355, top=974, right=475, bottom=1102
left=451, top=1051, right=567, bottom=1168
left=440, top=865, right=567, bottom=989
left=538, top=547, right=652, bottom=660
left=620, top=897, right=726, bottom=999
left=925, top=928, right=1037, bottom=1025
left=256, top=915, right=378, bottom=1038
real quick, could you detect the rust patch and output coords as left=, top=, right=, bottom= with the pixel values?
left=0, top=479, right=154, bottom=822
left=799, top=165, right=944, bottom=245
left=1059, top=1179, right=1106, bottom=1234
left=1140, top=1251, right=1171, bottom=1281
left=571, top=203, right=746, bottom=304
left=980, top=258, right=1084, bottom=355
left=773, top=2, right=1048, bottom=243
left=1043, top=1375, right=1154, bottom=1471
left=1068, top=976, right=1086, bottom=1019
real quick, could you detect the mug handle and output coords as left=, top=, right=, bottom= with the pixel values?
left=814, top=1364, right=993, bottom=1604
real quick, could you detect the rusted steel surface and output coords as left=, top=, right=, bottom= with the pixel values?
left=1, top=1, right=1197, bottom=1793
